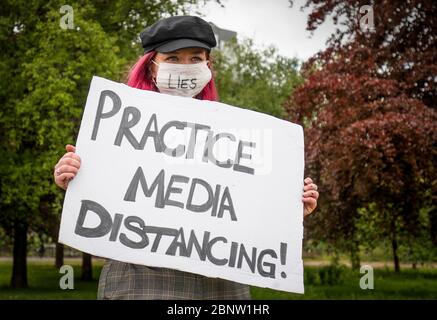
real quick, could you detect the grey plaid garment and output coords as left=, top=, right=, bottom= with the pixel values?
left=97, top=259, right=251, bottom=300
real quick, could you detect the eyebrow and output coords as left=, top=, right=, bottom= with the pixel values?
left=170, top=49, right=205, bottom=54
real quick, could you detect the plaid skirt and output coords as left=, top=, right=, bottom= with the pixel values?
left=97, top=259, right=251, bottom=300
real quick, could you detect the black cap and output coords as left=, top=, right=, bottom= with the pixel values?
left=140, top=16, right=217, bottom=53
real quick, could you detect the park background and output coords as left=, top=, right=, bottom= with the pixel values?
left=0, top=0, right=436, bottom=299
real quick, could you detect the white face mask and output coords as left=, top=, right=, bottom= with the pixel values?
left=152, top=60, right=212, bottom=98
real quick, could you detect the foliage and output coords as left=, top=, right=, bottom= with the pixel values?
left=286, top=0, right=437, bottom=268
left=0, top=0, right=219, bottom=287
left=1, top=2, right=120, bottom=235
left=213, top=37, right=302, bottom=118
left=0, top=0, right=217, bottom=235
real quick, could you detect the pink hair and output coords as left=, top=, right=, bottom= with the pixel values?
left=126, top=51, right=219, bottom=101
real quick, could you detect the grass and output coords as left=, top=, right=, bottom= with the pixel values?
left=0, top=258, right=102, bottom=300
left=251, top=267, right=437, bottom=300
left=0, top=259, right=436, bottom=300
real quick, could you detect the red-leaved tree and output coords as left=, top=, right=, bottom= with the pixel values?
left=286, top=0, right=437, bottom=271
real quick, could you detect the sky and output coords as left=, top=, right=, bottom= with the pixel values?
left=190, top=0, right=339, bottom=61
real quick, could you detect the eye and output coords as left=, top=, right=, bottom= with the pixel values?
left=165, top=56, right=178, bottom=62
left=191, top=56, right=204, bottom=63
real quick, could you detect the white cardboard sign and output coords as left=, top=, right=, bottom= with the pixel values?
left=59, top=76, right=305, bottom=293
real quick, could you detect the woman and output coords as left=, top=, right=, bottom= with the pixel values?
left=53, top=16, right=319, bottom=300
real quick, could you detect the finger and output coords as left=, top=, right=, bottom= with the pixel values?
left=56, top=172, right=75, bottom=181
left=56, top=158, right=80, bottom=171
left=57, top=164, right=79, bottom=175
left=66, top=144, right=76, bottom=153
left=57, top=157, right=81, bottom=169
left=302, top=197, right=317, bottom=205
left=55, top=172, right=75, bottom=186
left=304, top=205, right=315, bottom=217
left=303, top=190, right=319, bottom=199
left=61, top=152, right=81, bottom=163
left=303, top=183, right=318, bottom=191
left=61, top=152, right=74, bottom=160
left=304, top=177, right=313, bottom=184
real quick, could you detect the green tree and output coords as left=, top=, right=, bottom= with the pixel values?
left=0, top=0, right=216, bottom=288
left=213, top=37, right=302, bottom=118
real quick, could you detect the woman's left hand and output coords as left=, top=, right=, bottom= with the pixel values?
left=302, top=177, right=319, bottom=217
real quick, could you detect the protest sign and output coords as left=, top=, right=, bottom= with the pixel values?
left=59, top=76, right=305, bottom=293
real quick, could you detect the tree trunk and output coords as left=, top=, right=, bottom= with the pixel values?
left=11, top=222, right=28, bottom=288
left=81, top=253, right=93, bottom=281
left=55, top=242, right=64, bottom=269
left=429, top=206, right=437, bottom=247
left=391, top=227, right=400, bottom=272
left=350, top=241, right=361, bottom=270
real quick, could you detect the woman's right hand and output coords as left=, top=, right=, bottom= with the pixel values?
left=54, top=144, right=81, bottom=190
